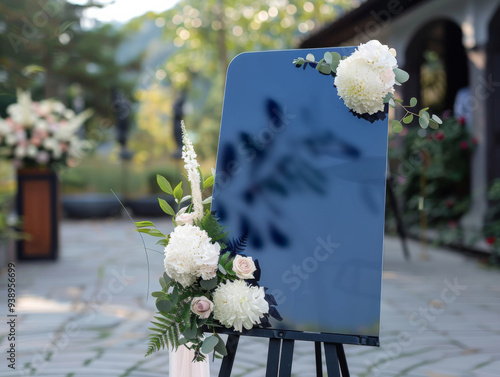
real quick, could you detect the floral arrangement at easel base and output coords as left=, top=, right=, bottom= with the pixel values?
left=293, top=40, right=443, bottom=132
left=0, top=90, right=93, bottom=169
left=139, top=122, right=281, bottom=362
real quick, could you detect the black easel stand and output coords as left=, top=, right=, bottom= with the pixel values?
left=213, top=328, right=379, bottom=377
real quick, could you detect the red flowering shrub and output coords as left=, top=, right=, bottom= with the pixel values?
left=389, top=116, right=475, bottom=235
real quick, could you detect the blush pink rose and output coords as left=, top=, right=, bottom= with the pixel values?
left=175, top=207, right=197, bottom=225
left=176, top=212, right=197, bottom=225
left=232, top=255, right=256, bottom=279
left=190, top=296, right=213, bottom=319
left=380, top=69, right=396, bottom=91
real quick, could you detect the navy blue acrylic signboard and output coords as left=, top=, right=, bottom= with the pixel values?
left=212, top=47, right=388, bottom=344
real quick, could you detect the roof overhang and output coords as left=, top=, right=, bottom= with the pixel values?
left=299, top=0, right=430, bottom=48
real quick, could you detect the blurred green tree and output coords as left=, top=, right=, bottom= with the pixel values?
left=149, top=0, right=353, bottom=160
left=0, top=0, right=142, bottom=130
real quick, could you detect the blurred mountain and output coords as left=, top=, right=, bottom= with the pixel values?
left=116, top=18, right=176, bottom=88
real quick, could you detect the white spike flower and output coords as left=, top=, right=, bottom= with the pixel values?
left=181, top=121, right=204, bottom=221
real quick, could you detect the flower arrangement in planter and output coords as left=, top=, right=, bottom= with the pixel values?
left=0, top=90, right=92, bottom=260
left=0, top=90, right=92, bottom=169
left=139, top=123, right=281, bottom=362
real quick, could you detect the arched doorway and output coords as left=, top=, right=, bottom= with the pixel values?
left=404, top=19, right=469, bottom=115
left=487, top=6, right=500, bottom=182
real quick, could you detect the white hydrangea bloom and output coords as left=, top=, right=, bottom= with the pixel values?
left=335, top=57, right=389, bottom=115
left=353, top=40, right=397, bottom=72
left=334, top=40, right=399, bottom=115
left=181, top=121, right=204, bottom=221
left=212, top=280, right=269, bottom=332
left=164, top=224, right=220, bottom=287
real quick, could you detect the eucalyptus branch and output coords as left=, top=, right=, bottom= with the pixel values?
left=388, top=96, right=443, bottom=133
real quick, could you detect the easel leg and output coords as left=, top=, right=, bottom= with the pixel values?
left=315, top=341, right=323, bottom=377
left=265, top=338, right=281, bottom=377
left=218, top=335, right=240, bottom=377
left=278, top=339, right=294, bottom=377
left=324, top=342, right=340, bottom=377
left=336, top=344, right=350, bottom=377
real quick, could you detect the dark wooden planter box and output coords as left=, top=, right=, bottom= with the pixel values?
left=16, top=168, right=59, bottom=261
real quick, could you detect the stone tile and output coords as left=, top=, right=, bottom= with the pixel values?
left=3, top=220, right=499, bottom=376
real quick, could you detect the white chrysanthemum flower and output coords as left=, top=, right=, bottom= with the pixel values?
left=164, top=224, right=220, bottom=287
left=212, top=280, right=269, bottom=332
left=334, top=57, right=390, bottom=115
left=353, top=40, right=398, bottom=73
left=334, top=40, right=400, bottom=115
left=181, top=121, right=203, bottom=221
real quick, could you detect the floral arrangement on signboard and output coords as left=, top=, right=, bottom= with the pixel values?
left=293, top=40, right=442, bottom=131
left=138, top=123, right=281, bottom=362
left=0, top=90, right=92, bottom=169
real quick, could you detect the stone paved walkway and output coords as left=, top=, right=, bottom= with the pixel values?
left=1, top=218, right=499, bottom=376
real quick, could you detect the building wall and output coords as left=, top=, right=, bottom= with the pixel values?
left=339, top=0, right=499, bottom=239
